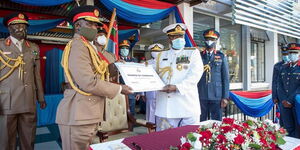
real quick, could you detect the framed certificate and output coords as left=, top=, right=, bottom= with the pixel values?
left=115, top=62, right=165, bottom=92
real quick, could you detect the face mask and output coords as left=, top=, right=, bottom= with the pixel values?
left=289, top=53, right=299, bottom=62
left=151, top=52, right=159, bottom=59
left=96, top=35, right=107, bottom=45
left=78, top=27, right=97, bottom=41
left=120, top=48, right=129, bottom=57
left=172, top=38, right=186, bottom=50
left=282, top=55, right=290, bottom=63
left=205, top=40, right=216, bottom=49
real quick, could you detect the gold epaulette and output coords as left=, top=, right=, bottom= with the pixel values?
left=184, top=47, right=196, bottom=50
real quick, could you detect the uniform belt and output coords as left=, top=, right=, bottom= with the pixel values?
left=64, top=83, right=73, bottom=89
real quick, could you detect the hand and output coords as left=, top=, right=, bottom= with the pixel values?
left=272, top=99, right=278, bottom=104
left=161, top=85, right=177, bottom=93
left=282, top=100, right=293, bottom=108
left=117, top=59, right=126, bottom=64
left=121, top=85, right=133, bottom=95
left=39, top=101, right=47, bottom=109
left=135, top=94, right=141, bottom=101
left=221, top=99, right=228, bottom=108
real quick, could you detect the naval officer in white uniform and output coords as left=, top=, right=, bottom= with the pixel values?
left=154, top=23, right=204, bottom=131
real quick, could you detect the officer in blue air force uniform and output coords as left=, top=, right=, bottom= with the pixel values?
left=154, top=23, right=204, bottom=131
left=272, top=46, right=290, bottom=105
left=278, top=43, right=300, bottom=138
left=198, top=29, right=229, bottom=121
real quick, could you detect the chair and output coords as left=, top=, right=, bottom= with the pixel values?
left=96, top=94, right=156, bottom=142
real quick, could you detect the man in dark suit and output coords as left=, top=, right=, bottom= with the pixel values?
left=198, top=29, right=229, bottom=121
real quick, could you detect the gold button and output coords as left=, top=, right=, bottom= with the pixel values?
left=88, top=98, right=91, bottom=101
left=287, top=82, right=289, bottom=84
left=24, top=71, right=27, bottom=74
left=286, top=90, right=288, bottom=92
left=24, top=84, right=28, bottom=87
left=287, top=78, right=289, bottom=80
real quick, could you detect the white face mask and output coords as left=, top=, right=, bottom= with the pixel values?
left=151, top=52, right=159, bottom=59
left=96, top=35, right=107, bottom=46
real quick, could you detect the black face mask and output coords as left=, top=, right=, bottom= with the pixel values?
left=78, top=27, right=98, bottom=41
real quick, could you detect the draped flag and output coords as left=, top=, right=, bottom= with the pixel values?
left=100, top=0, right=197, bottom=47
left=229, top=90, right=274, bottom=117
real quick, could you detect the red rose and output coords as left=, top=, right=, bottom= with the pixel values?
left=269, top=133, right=276, bottom=141
left=232, top=124, right=243, bottom=132
left=242, top=122, right=249, bottom=128
left=270, top=142, right=276, bottom=150
left=233, top=134, right=245, bottom=145
left=217, top=134, right=227, bottom=143
left=260, top=138, right=268, bottom=147
left=221, top=126, right=233, bottom=133
left=199, top=130, right=213, bottom=140
left=223, top=118, right=234, bottom=124
left=279, top=128, right=286, bottom=135
left=181, top=142, right=191, bottom=149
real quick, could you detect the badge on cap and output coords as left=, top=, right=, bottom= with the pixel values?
left=18, top=14, right=24, bottom=19
left=94, top=9, right=99, bottom=17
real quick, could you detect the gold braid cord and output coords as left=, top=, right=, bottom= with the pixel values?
left=203, top=64, right=211, bottom=83
left=0, top=50, right=25, bottom=81
left=156, top=52, right=173, bottom=83
left=61, top=39, right=109, bottom=96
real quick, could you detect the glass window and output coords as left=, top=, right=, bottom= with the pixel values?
left=251, top=41, right=265, bottom=82
left=220, top=19, right=242, bottom=83
left=193, top=12, right=215, bottom=49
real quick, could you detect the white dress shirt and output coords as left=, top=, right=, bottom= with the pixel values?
left=10, top=36, right=24, bottom=52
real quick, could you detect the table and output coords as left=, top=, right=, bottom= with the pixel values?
left=90, top=123, right=300, bottom=150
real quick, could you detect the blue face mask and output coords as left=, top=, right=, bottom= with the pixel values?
left=172, top=38, right=186, bottom=50
left=289, top=53, right=299, bottom=62
left=120, top=48, right=129, bottom=57
left=205, top=40, right=216, bottom=49
left=282, top=55, right=290, bottom=63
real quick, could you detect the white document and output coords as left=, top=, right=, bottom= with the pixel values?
left=279, top=136, right=300, bottom=150
left=115, top=62, right=165, bottom=92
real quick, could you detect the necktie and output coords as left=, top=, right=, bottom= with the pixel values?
left=207, top=53, right=211, bottom=61
left=16, top=42, right=22, bottom=52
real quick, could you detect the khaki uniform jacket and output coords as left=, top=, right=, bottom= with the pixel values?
left=56, top=34, right=121, bottom=126
left=0, top=37, right=45, bottom=115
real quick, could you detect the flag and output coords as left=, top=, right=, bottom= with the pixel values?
left=108, top=19, right=119, bottom=60
left=105, top=8, right=119, bottom=60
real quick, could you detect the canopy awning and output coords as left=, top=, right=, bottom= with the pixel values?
left=233, top=0, right=300, bottom=39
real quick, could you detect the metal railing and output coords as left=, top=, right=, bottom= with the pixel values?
left=224, top=101, right=276, bottom=121
left=206, top=101, right=277, bottom=122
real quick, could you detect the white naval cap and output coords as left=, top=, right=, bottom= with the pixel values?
left=162, top=23, right=187, bottom=35
left=148, top=43, right=164, bottom=51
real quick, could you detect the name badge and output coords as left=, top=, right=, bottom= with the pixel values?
left=3, top=51, right=12, bottom=55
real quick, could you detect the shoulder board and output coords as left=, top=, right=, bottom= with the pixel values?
left=5, top=38, right=11, bottom=46
left=25, top=40, right=31, bottom=48
left=184, top=47, right=196, bottom=50
left=216, top=50, right=225, bottom=55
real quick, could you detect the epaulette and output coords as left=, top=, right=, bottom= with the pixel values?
left=5, top=38, right=11, bottom=46
left=25, top=40, right=30, bottom=48
left=216, top=50, right=224, bottom=55
left=184, top=47, right=196, bottom=50
left=165, top=48, right=170, bottom=51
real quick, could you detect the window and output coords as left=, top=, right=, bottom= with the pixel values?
left=220, top=19, right=242, bottom=83
left=193, top=12, right=215, bottom=49
left=251, top=41, right=265, bottom=82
